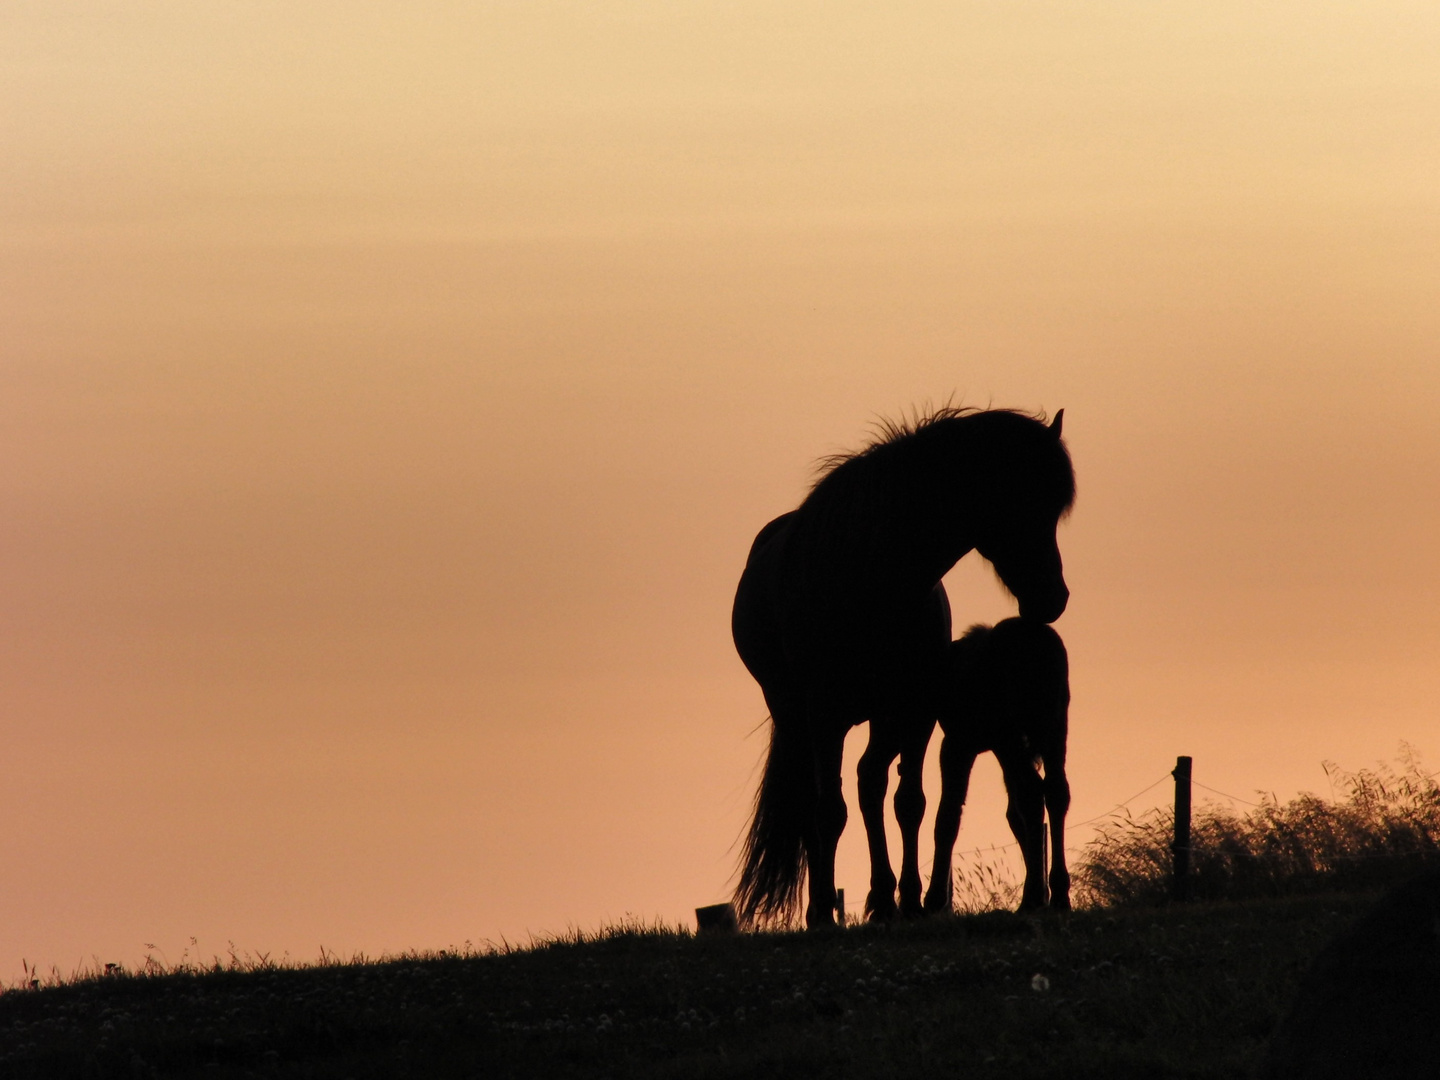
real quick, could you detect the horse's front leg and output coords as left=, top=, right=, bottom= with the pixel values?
left=924, top=733, right=977, bottom=913
left=894, top=719, right=936, bottom=917
left=804, top=728, right=849, bottom=929
left=856, top=724, right=900, bottom=921
left=999, top=750, right=1049, bottom=912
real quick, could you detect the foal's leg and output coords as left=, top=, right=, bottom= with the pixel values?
left=1042, top=748, right=1072, bottom=910
left=894, top=719, right=936, bottom=917
left=856, top=723, right=900, bottom=921
left=923, top=734, right=977, bottom=914
left=999, top=749, right=1049, bottom=912
left=804, top=727, right=849, bottom=929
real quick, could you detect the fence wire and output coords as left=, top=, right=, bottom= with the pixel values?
left=933, top=754, right=1440, bottom=898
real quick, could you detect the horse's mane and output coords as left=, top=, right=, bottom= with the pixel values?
left=958, top=622, right=992, bottom=645
left=812, top=404, right=983, bottom=482
left=811, top=405, right=1069, bottom=485
left=771, top=405, right=1074, bottom=617
left=952, top=621, right=993, bottom=668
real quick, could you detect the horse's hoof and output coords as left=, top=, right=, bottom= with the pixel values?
left=805, top=908, right=839, bottom=931
left=899, top=895, right=925, bottom=919
left=923, top=891, right=953, bottom=916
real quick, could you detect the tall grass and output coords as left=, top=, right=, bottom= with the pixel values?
left=1076, top=750, right=1440, bottom=907
left=950, top=850, right=1024, bottom=914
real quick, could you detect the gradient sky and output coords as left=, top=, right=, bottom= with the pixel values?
left=4, top=2, right=1438, bottom=976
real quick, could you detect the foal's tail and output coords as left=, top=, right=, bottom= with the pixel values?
left=735, top=717, right=812, bottom=927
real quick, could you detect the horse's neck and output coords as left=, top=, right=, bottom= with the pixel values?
left=818, top=488, right=975, bottom=596
left=893, top=488, right=978, bottom=588
left=912, top=535, right=974, bottom=591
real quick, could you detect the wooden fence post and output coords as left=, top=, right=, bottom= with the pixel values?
left=1171, top=755, right=1192, bottom=901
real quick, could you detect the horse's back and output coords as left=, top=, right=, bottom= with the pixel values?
left=734, top=508, right=950, bottom=719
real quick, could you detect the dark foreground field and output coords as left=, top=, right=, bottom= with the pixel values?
left=0, top=891, right=1378, bottom=1080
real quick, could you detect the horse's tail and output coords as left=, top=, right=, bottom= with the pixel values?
left=735, top=716, right=811, bottom=928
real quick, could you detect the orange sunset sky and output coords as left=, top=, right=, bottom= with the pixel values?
left=3, top=3, right=1438, bottom=976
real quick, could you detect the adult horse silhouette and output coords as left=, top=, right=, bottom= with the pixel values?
left=920, top=618, right=1072, bottom=915
left=732, top=407, right=1074, bottom=928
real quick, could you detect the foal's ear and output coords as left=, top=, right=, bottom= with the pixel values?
left=1049, top=409, right=1064, bottom=438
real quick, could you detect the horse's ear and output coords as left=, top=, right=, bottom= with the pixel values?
left=1049, top=409, right=1064, bottom=438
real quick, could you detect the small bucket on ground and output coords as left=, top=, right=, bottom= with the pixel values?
left=695, top=903, right=739, bottom=935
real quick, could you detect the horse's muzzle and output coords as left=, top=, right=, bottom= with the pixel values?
left=1019, top=586, right=1068, bottom=624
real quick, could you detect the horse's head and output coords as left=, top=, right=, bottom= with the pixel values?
left=973, top=411, right=1074, bottom=624
left=978, top=516, right=1069, bottom=622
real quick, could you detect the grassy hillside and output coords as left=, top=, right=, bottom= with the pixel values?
left=11, top=754, right=1431, bottom=1077
left=0, top=890, right=1379, bottom=1079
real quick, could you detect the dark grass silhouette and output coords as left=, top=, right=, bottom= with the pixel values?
left=921, top=618, right=1071, bottom=915
left=1263, top=871, right=1440, bottom=1079
left=14, top=758, right=1430, bottom=1078
left=1076, top=750, right=1440, bottom=907
left=0, top=893, right=1382, bottom=1079
left=731, top=407, right=1074, bottom=928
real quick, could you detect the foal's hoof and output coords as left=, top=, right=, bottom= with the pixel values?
left=865, top=891, right=899, bottom=923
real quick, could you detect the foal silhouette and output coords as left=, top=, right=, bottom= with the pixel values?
left=923, top=618, right=1072, bottom=914
left=732, top=408, right=1074, bottom=927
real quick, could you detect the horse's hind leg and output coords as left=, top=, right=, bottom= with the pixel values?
left=923, top=735, right=977, bottom=914
left=804, top=727, right=849, bottom=930
left=857, top=724, right=900, bottom=921
left=894, top=720, right=935, bottom=917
